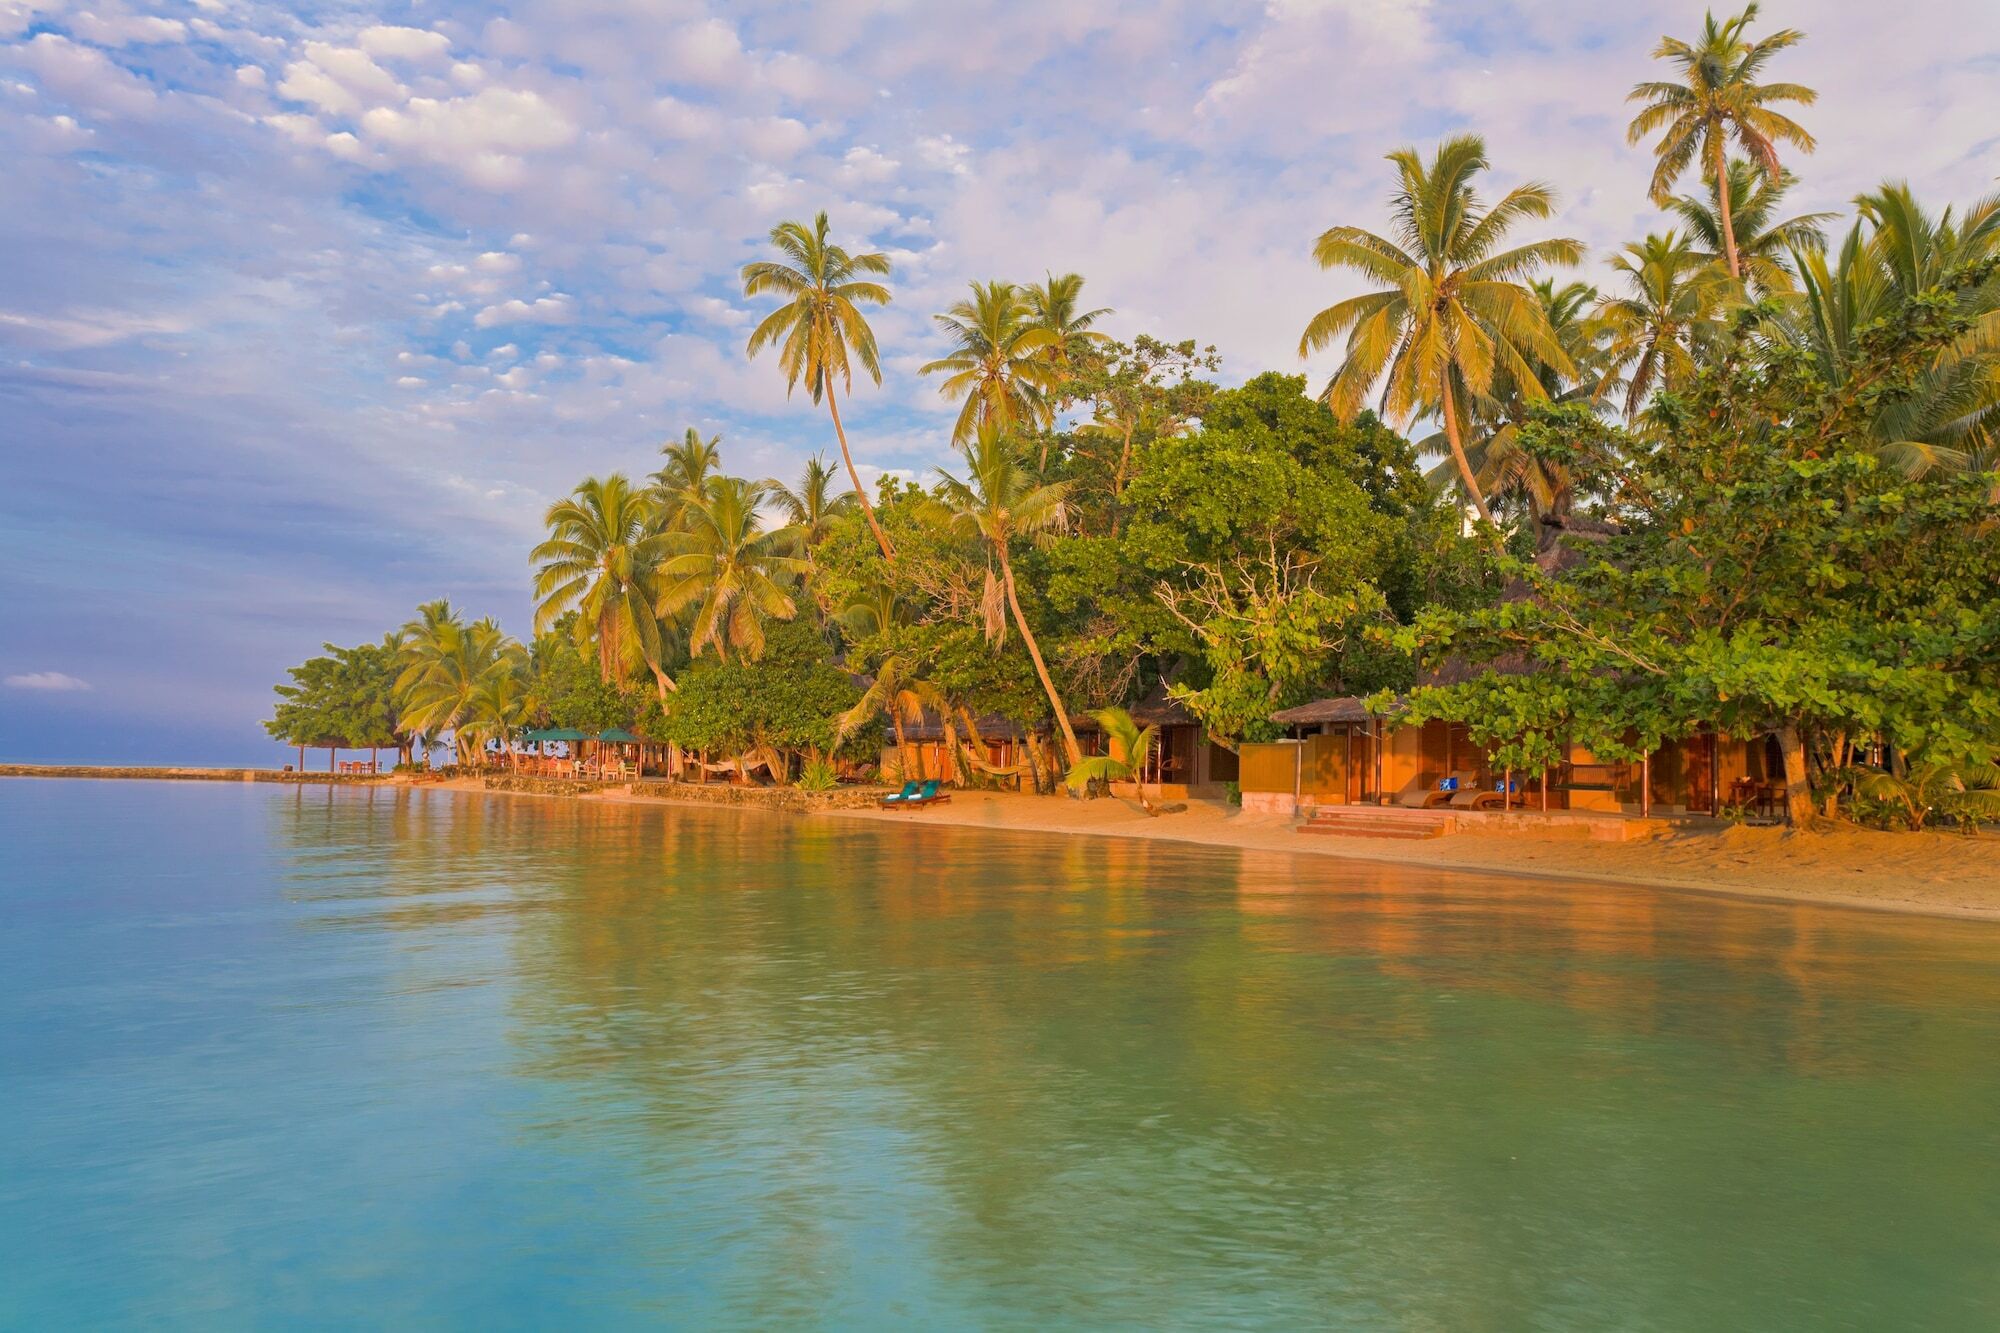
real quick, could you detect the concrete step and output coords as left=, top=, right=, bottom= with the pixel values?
left=1300, top=809, right=1451, bottom=840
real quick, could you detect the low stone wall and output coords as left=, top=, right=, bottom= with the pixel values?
left=0, top=763, right=384, bottom=784
left=481, top=773, right=619, bottom=798
left=632, top=780, right=888, bottom=812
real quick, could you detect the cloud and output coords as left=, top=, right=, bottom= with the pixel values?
left=276, top=43, right=404, bottom=117
left=473, top=293, right=574, bottom=328
left=5, top=671, right=90, bottom=692
left=68, top=11, right=189, bottom=46
left=356, top=25, right=451, bottom=63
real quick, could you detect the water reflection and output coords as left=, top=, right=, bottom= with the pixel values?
left=5, top=779, right=1995, bottom=1328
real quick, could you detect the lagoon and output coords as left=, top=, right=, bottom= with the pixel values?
left=3, top=778, right=1998, bottom=1328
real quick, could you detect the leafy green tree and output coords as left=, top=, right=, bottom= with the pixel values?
left=1300, top=134, right=1584, bottom=525
left=650, top=618, right=866, bottom=770
left=532, top=634, right=637, bottom=735
left=1066, top=335, right=1219, bottom=521
left=265, top=639, right=404, bottom=766
left=1627, top=3, right=1816, bottom=279
left=742, top=211, right=897, bottom=558
left=1394, top=268, right=2000, bottom=826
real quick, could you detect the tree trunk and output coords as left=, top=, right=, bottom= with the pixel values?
left=1023, top=730, right=1050, bottom=795
left=1714, top=137, right=1742, bottom=280
left=942, top=714, right=963, bottom=786
left=825, top=380, right=896, bottom=561
left=890, top=712, right=915, bottom=783
left=1438, top=377, right=1496, bottom=529
left=999, top=546, right=1083, bottom=770
left=648, top=660, right=677, bottom=697
left=1776, top=723, right=1814, bottom=828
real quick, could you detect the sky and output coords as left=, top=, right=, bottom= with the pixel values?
left=2, top=0, right=1998, bottom=765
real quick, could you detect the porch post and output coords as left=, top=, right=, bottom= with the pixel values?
left=1641, top=752, right=1651, bottom=819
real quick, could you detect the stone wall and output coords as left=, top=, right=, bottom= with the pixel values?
left=632, top=780, right=887, bottom=812
left=480, top=774, right=619, bottom=798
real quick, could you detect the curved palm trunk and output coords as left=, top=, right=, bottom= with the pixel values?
left=1713, top=136, right=1742, bottom=280
left=998, top=545, right=1083, bottom=770
left=1438, top=378, right=1497, bottom=529
left=825, top=380, right=896, bottom=562
left=647, top=660, right=677, bottom=698
left=890, top=712, right=915, bottom=783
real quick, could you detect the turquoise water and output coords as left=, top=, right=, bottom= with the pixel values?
left=3, top=779, right=1999, bottom=1329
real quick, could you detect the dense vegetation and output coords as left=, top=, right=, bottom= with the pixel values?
left=270, top=5, right=2000, bottom=828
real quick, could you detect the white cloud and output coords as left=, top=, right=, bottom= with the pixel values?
left=5, top=671, right=90, bottom=692
left=357, top=25, right=451, bottom=63
left=472, top=293, right=573, bottom=328
left=359, top=87, right=576, bottom=188
left=68, top=11, right=189, bottom=46
left=276, top=43, right=404, bottom=118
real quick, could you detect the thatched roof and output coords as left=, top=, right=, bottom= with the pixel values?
left=1269, top=695, right=1375, bottom=725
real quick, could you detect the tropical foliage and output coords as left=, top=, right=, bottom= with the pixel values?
left=266, top=6, right=1999, bottom=832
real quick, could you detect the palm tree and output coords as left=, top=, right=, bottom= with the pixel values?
left=459, top=667, right=535, bottom=767
left=1300, top=134, right=1584, bottom=526
left=1670, top=161, right=1833, bottom=295
left=1627, top=4, right=1816, bottom=280
left=1590, top=232, right=1737, bottom=421
left=652, top=428, right=722, bottom=527
left=1021, top=271, right=1112, bottom=369
left=742, top=212, right=897, bottom=560
left=763, top=453, right=858, bottom=552
left=1768, top=189, right=2000, bottom=476
left=837, top=654, right=948, bottom=784
left=1065, top=706, right=1158, bottom=802
left=656, top=476, right=808, bottom=662
left=395, top=615, right=525, bottom=765
left=921, top=280, right=1061, bottom=445
left=530, top=474, right=675, bottom=696
left=934, top=422, right=1084, bottom=770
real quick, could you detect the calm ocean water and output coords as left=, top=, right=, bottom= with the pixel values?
left=3, top=778, right=1998, bottom=1329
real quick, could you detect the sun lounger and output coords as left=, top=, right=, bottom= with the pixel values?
left=879, top=780, right=921, bottom=806
left=901, top=779, right=951, bottom=808
left=1415, top=770, right=1479, bottom=808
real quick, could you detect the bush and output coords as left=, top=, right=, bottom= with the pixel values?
left=797, top=755, right=838, bottom=791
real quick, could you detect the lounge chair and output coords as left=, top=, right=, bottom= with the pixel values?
left=879, top=780, right=921, bottom=806
left=1448, top=778, right=1519, bottom=811
left=1412, top=770, right=1478, bottom=808
left=902, top=779, right=951, bottom=808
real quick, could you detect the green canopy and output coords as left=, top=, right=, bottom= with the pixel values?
left=595, top=728, right=641, bottom=743
left=524, top=727, right=589, bottom=742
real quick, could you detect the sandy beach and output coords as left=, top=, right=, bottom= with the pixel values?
left=431, top=775, right=2000, bottom=923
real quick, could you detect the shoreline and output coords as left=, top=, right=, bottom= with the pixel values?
left=7, top=765, right=1997, bottom=924
left=452, top=775, right=2000, bottom=925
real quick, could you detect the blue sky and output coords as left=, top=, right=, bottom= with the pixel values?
left=3, top=0, right=1998, bottom=764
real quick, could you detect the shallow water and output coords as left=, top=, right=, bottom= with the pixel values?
left=3, top=779, right=1998, bottom=1328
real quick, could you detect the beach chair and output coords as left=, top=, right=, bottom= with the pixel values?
left=1417, top=770, right=1479, bottom=808
left=879, top=780, right=921, bottom=806
left=1448, top=777, right=1517, bottom=811
left=902, top=779, right=950, bottom=808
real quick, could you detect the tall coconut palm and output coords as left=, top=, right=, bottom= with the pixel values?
left=656, top=476, right=808, bottom=662
left=763, top=453, right=858, bottom=552
left=742, top=212, right=896, bottom=559
left=651, top=428, right=722, bottom=527
left=1671, top=161, right=1833, bottom=295
left=1590, top=231, right=1738, bottom=421
left=1627, top=4, right=1816, bottom=280
left=1300, top=134, right=1584, bottom=526
left=921, top=280, right=1061, bottom=445
left=836, top=653, right=948, bottom=784
left=458, top=667, right=536, bottom=767
left=1021, top=271, right=1112, bottom=369
left=1768, top=214, right=1998, bottom=477
left=934, top=422, right=1084, bottom=770
left=530, top=474, right=675, bottom=696
left=395, top=616, right=525, bottom=765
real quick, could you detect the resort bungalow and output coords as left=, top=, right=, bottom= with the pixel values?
left=1072, top=686, right=1241, bottom=801
left=1239, top=515, right=1792, bottom=823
